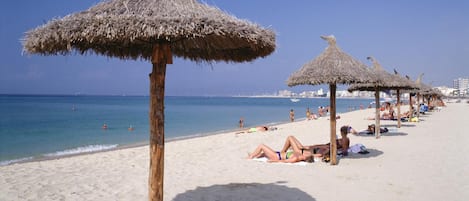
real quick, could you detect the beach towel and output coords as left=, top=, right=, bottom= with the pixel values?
left=252, top=157, right=309, bottom=166
left=348, top=144, right=369, bottom=154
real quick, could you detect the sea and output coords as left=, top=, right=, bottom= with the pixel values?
left=0, top=95, right=373, bottom=166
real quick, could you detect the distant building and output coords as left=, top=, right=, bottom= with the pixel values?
left=436, top=86, right=456, bottom=97
left=453, top=78, right=469, bottom=96
left=278, top=90, right=293, bottom=97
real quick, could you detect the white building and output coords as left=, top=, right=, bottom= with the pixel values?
left=453, top=78, right=469, bottom=96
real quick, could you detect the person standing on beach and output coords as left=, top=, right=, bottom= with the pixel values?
left=239, top=117, right=244, bottom=128
left=306, top=108, right=311, bottom=120
left=290, top=109, right=295, bottom=122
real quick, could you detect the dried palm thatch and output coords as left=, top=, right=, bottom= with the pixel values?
left=22, top=1, right=276, bottom=201
left=287, top=35, right=376, bottom=165
left=22, top=0, right=275, bottom=63
left=348, top=57, right=417, bottom=136
left=287, top=35, right=375, bottom=86
left=348, top=56, right=417, bottom=91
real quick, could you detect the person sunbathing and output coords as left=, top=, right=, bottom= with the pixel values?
left=236, top=126, right=277, bottom=134
left=248, top=135, right=315, bottom=163
left=248, top=126, right=354, bottom=162
left=359, top=124, right=389, bottom=135
left=247, top=143, right=314, bottom=163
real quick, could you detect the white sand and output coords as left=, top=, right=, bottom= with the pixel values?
left=1, top=102, right=468, bottom=201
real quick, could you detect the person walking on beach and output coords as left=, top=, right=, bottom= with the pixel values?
left=290, top=109, right=295, bottom=122
left=306, top=108, right=311, bottom=120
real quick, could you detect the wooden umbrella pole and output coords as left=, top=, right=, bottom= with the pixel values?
left=417, top=93, right=420, bottom=119
left=374, top=88, right=380, bottom=138
left=409, top=94, right=412, bottom=118
left=149, top=43, right=172, bottom=201
left=329, top=84, right=337, bottom=165
left=397, top=90, right=401, bottom=128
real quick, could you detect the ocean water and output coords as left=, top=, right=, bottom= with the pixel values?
left=0, top=95, right=372, bottom=165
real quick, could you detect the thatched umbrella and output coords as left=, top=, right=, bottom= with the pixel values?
left=348, top=57, right=416, bottom=137
left=287, top=35, right=375, bottom=165
left=393, top=69, right=420, bottom=127
left=22, top=1, right=275, bottom=200
left=412, top=73, right=433, bottom=118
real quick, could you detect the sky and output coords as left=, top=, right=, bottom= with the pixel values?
left=1, top=0, right=468, bottom=96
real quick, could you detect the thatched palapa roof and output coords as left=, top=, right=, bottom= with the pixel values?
left=22, top=0, right=276, bottom=62
left=414, top=74, right=443, bottom=96
left=348, top=56, right=417, bottom=92
left=287, top=35, right=375, bottom=86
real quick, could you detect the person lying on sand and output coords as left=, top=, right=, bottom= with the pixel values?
left=247, top=143, right=314, bottom=163
left=358, top=124, right=389, bottom=135
left=248, top=135, right=314, bottom=163
left=236, top=126, right=277, bottom=134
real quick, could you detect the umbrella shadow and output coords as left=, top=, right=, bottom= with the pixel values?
left=380, top=124, right=416, bottom=128
left=341, top=148, right=383, bottom=160
left=172, top=182, right=316, bottom=201
left=381, top=132, right=408, bottom=137
left=356, top=131, right=408, bottom=137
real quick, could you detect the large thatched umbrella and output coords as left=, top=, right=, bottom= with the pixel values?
left=348, top=57, right=416, bottom=138
left=22, top=1, right=275, bottom=200
left=287, top=35, right=375, bottom=165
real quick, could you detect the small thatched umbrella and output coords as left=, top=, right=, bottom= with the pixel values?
left=412, top=73, right=433, bottom=118
left=348, top=57, right=416, bottom=137
left=287, top=35, right=375, bottom=165
left=393, top=69, right=420, bottom=127
left=22, top=1, right=276, bottom=200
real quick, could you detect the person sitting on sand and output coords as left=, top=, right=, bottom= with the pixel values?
left=309, top=111, right=318, bottom=120
left=367, top=102, right=395, bottom=120
left=309, top=125, right=353, bottom=157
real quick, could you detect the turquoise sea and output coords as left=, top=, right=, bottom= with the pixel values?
left=0, top=95, right=373, bottom=165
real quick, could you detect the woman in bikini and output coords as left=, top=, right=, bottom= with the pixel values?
left=247, top=137, right=314, bottom=163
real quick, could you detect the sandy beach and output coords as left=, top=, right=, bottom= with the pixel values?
left=1, top=101, right=468, bottom=201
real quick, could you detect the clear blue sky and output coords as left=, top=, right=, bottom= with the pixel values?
left=1, top=0, right=468, bottom=96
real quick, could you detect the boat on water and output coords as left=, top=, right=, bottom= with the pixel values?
left=290, top=98, right=300, bottom=102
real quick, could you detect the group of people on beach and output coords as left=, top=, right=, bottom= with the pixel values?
left=247, top=125, right=356, bottom=163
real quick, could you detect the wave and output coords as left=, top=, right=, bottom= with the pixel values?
left=0, top=157, right=34, bottom=166
left=42, top=144, right=119, bottom=157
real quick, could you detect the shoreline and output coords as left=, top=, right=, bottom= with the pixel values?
left=0, top=97, right=413, bottom=167
left=0, top=112, right=302, bottom=167
left=0, top=99, right=421, bottom=166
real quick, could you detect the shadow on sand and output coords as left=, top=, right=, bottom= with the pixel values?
left=341, top=148, right=384, bottom=160
left=380, top=123, right=416, bottom=128
left=357, top=131, right=408, bottom=137
left=173, top=182, right=316, bottom=201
